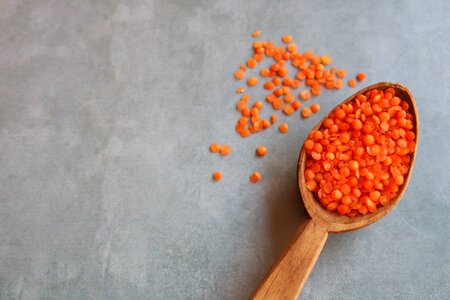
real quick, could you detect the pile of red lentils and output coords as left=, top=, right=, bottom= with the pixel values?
left=211, top=31, right=367, bottom=186
left=233, top=32, right=366, bottom=138
left=304, top=87, right=416, bottom=216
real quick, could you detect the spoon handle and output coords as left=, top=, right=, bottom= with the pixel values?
left=251, top=218, right=329, bottom=300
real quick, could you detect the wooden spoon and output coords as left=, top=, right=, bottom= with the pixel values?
left=251, top=82, right=418, bottom=300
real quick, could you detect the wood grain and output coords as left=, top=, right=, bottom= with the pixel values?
left=250, top=218, right=328, bottom=300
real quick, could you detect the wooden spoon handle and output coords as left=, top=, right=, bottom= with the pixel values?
left=251, top=218, right=329, bottom=300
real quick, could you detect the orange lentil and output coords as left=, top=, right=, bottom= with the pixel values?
left=335, top=108, right=346, bottom=119
left=265, top=48, right=275, bottom=57
left=296, top=71, right=306, bottom=80
left=323, top=118, right=334, bottom=127
left=356, top=72, right=366, bottom=81
left=292, top=100, right=302, bottom=110
left=327, top=202, right=338, bottom=211
left=348, top=160, right=359, bottom=170
left=303, top=87, right=416, bottom=216
left=301, top=107, right=313, bottom=118
left=256, top=146, right=267, bottom=156
left=247, top=58, right=257, bottom=68
left=236, top=87, right=245, bottom=94
left=291, top=80, right=301, bottom=89
left=255, top=48, right=265, bottom=56
left=325, top=81, right=334, bottom=89
left=332, top=190, right=343, bottom=200
left=271, top=63, right=280, bottom=72
left=274, top=88, right=283, bottom=97
left=271, top=114, right=278, bottom=124
left=238, top=117, right=248, bottom=125
left=275, top=46, right=285, bottom=54
left=210, top=143, right=221, bottom=153
left=260, top=68, right=271, bottom=77
left=241, top=95, right=250, bottom=102
left=213, top=171, right=222, bottom=181
left=321, top=55, right=332, bottom=65
left=284, top=93, right=295, bottom=103
left=406, top=131, right=415, bottom=141
left=300, top=90, right=312, bottom=100
left=253, top=101, right=264, bottom=110
left=352, top=119, right=363, bottom=130
left=241, top=108, right=250, bottom=117
left=234, top=69, right=245, bottom=80
left=253, top=41, right=263, bottom=48
left=283, top=104, right=295, bottom=115
left=380, top=112, right=390, bottom=122
left=305, top=169, right=315, bottom=180
left=282, top=86, right=290, bottom=94
left=340, top=167, right=351, bottom=177
left=336, top=69, right=347, bottom=78
left=266, top=93, right=276, bottom=103
left=240, top=129, right=250, bottom=138
left=363, top=134, right=375, bottom=145
left=283, top=77, right=293, bottom=87
left=254, top=54, right=264, bottom=62
left=252, top=30, right=261, bottom=38
left=304, top=139, right=314, bottom=150
left=310, top=130, right=323, bottom=141
left=250, top=171, right=261, bottom=183
left=311, top=85, right=322, bottom=96
left=278, top=66, right=289, bottom=77
left=264, top=81, right=275, bottom=90
left=282, top=35, right=293, bottom=43
left=273, top=54, right=282, bottom=61
left=236, top=123, right=245, bottom=132
left=247, top=76, right=258, bottom=86
left=220, top=145, right=231, bottom=156
left=341, top=184, right=351, bottom=195
left=279, top=123, right=289, bottom=133
left=348, top=79, right=356, bottom=88
left=333, top=79, right=343, bottom=89
left=311, top=103, right=320, bottom=113
left=306, top=180, right=317, bottom=191
left=337, top=204, right=350, bottom=215
left=272, top=77, right=282, bottom=86
left=287, top=43, right=297, bottom=52
left=272, top=98, right=284, bottom=110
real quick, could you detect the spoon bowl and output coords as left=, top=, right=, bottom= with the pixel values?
left=299, top=82, right=419, bottom=233
left=252, top=82, right=418, bottom=299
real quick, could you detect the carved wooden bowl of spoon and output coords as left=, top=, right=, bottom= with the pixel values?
left=251, top=82, right=418, bottom=299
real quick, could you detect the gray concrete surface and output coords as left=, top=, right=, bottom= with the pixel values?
left=0, top=0, right=449, bottom=299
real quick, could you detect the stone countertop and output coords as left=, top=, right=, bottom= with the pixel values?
left=0, top=0, right=449, bottom=299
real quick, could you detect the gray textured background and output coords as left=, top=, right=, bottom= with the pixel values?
left=0, top=0, right=449, bottom=299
